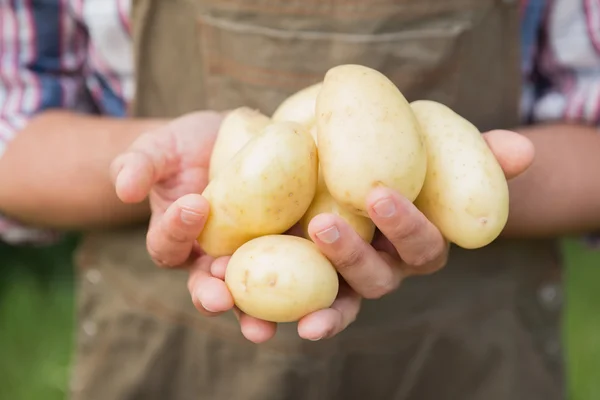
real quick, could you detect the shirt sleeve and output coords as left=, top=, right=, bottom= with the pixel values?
left=0, top=0, right=88, bottom=244
left=523, top=0, right=600, bottom=127
left=522, top=0, right=600, bottom=249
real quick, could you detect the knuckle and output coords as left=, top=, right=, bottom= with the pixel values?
left=387, top=217, right=424, bottom=244
left=406, top=243, right=449, bottom=274
left=163, top=224, right=190, bottom=244
left=147, top=246, right=171, bottom=268
left=146, top=237, right=179, bottom=268
left=333, top=247, right=365, bottom=273
left=364, top=275, right=399, bottom=300
left=407, top=250, right=439, bottom=269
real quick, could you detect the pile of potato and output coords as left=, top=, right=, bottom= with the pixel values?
left=197, top=64, right=509, bottom=323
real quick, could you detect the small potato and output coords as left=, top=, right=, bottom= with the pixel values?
left=197, top=121, right=318, bottom=257
left=209, top=107, right=271, bottom=181
left=410, top=100, right=509, bottom=249
left=316, top=64, right=427, bottom=217
left=272, top=82, right=323, bottom=129
left=225, top=235, right=339, bottom=323
left=299, top=172, right=376, bottom=243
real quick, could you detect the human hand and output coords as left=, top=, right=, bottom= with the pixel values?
left=110, top=111, right=224, bottom=267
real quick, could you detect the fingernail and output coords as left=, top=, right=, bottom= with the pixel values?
left=309, top=336, right=323, bottom=341
left=196, top=289, right=216, bottom=312
left=181, top=209, right=204, bottom=225
left=373, top=198, right=396, bottom=217
left=316, top=226, right=340, bottom=244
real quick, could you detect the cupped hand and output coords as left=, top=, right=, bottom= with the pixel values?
left=111, top=110, right=239, bottom=324
left=110, top=111, right=223, bottom=266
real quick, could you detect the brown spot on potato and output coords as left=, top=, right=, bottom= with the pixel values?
left=321, top=111, right=332, bottom=123
left=267, top=273, right=278, bottom=287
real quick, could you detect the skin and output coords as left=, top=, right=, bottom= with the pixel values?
left=0, top=111, right=164, bottom=229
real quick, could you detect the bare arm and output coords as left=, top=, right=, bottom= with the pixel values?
left=0, top=110, right=166, bottom=230
left=503, top=123, right=600, bottom=238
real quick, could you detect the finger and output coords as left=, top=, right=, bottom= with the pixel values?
left=234, top=308, right=278, bottom=344
left=367, top=187, right=448, bottom=274
left=482, top=130, right=535, bottom=180
left=187, top=256, right=234, bottom=316
left=210, top=256, right=230, bottom=280
left=110, top=127, right=178, bottom=203
left=297, top=282, right=361, bottom=340
left=147, top=194, right=209, bottom=268
left=308, top=213, right=402, bottom=299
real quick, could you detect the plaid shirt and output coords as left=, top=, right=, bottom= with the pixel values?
left=0, top=0, right=599, bottom=244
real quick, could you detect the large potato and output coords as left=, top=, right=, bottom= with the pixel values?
left=316, top=64, right=427, bottom=217
left=272, top=82, right=323, bottom=128
left=273, top=83, right=376, bottom=242
left=299, top=128, right=375, bottom=243
left=410, top=100, right=509, bottom=249
left=209, top=107, right=271, bottom=181
left=197, top=121, right=319, bottom=257
left=225, top=235, right=339, bottom=323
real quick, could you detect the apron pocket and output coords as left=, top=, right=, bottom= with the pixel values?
left=195, top=13, right=473, bottom=114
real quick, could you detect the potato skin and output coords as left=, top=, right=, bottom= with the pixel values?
left=197, top=121, right=318, bottom=257
left=273, top=83, right=376, bottom=242
left=410, top=100, right=509, bottom=249
left=225, top=235, right=339, bottom=323
left=316, top=64, right=427, bottom=217
left=299, top=166, right=376, bottom=243
left=272, top=82, right=323, bottom=128
left=209, top=107, right=271, bottom=181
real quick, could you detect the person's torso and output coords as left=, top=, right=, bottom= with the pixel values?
left=70, top=0, right=563, bottom=376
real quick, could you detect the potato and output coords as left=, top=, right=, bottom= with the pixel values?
left=225, top=235, right=339, bottom=322
left=410, top=100, right=509, bottom=249
left=209, top=107, right=271, bottom=181
left=299, top=128, right=376, bottom=242
left=272, top=83, right=376, bottom=242
left=197, top=121, right=319, bottom=257
left=316, top=64, right=427, bottom=217
left=272, top=82, right=323, bottom=128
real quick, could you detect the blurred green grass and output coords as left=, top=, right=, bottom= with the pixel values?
left=563, top=237, right=600, bottom=400
left=0, top=235, right=79, bottom=400
left=0, top=236, right=598, bottom=399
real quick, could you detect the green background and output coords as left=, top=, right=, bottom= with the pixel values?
left=0, top=236, right=598, bottom=399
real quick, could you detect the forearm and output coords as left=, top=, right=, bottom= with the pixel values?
left=503, top=123, right=600, bottom=238
left=0, top=110, right=166, bottom=230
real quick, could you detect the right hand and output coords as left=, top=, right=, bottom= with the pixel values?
left=110, top=110, right=238, bottom=316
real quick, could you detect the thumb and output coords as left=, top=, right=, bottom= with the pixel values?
left=110, top=127, right=178, bottom=203
left=482, top=129, right=535, bottom=180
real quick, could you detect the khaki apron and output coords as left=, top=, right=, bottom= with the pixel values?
left=69, top=0, right=566, bottom=399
